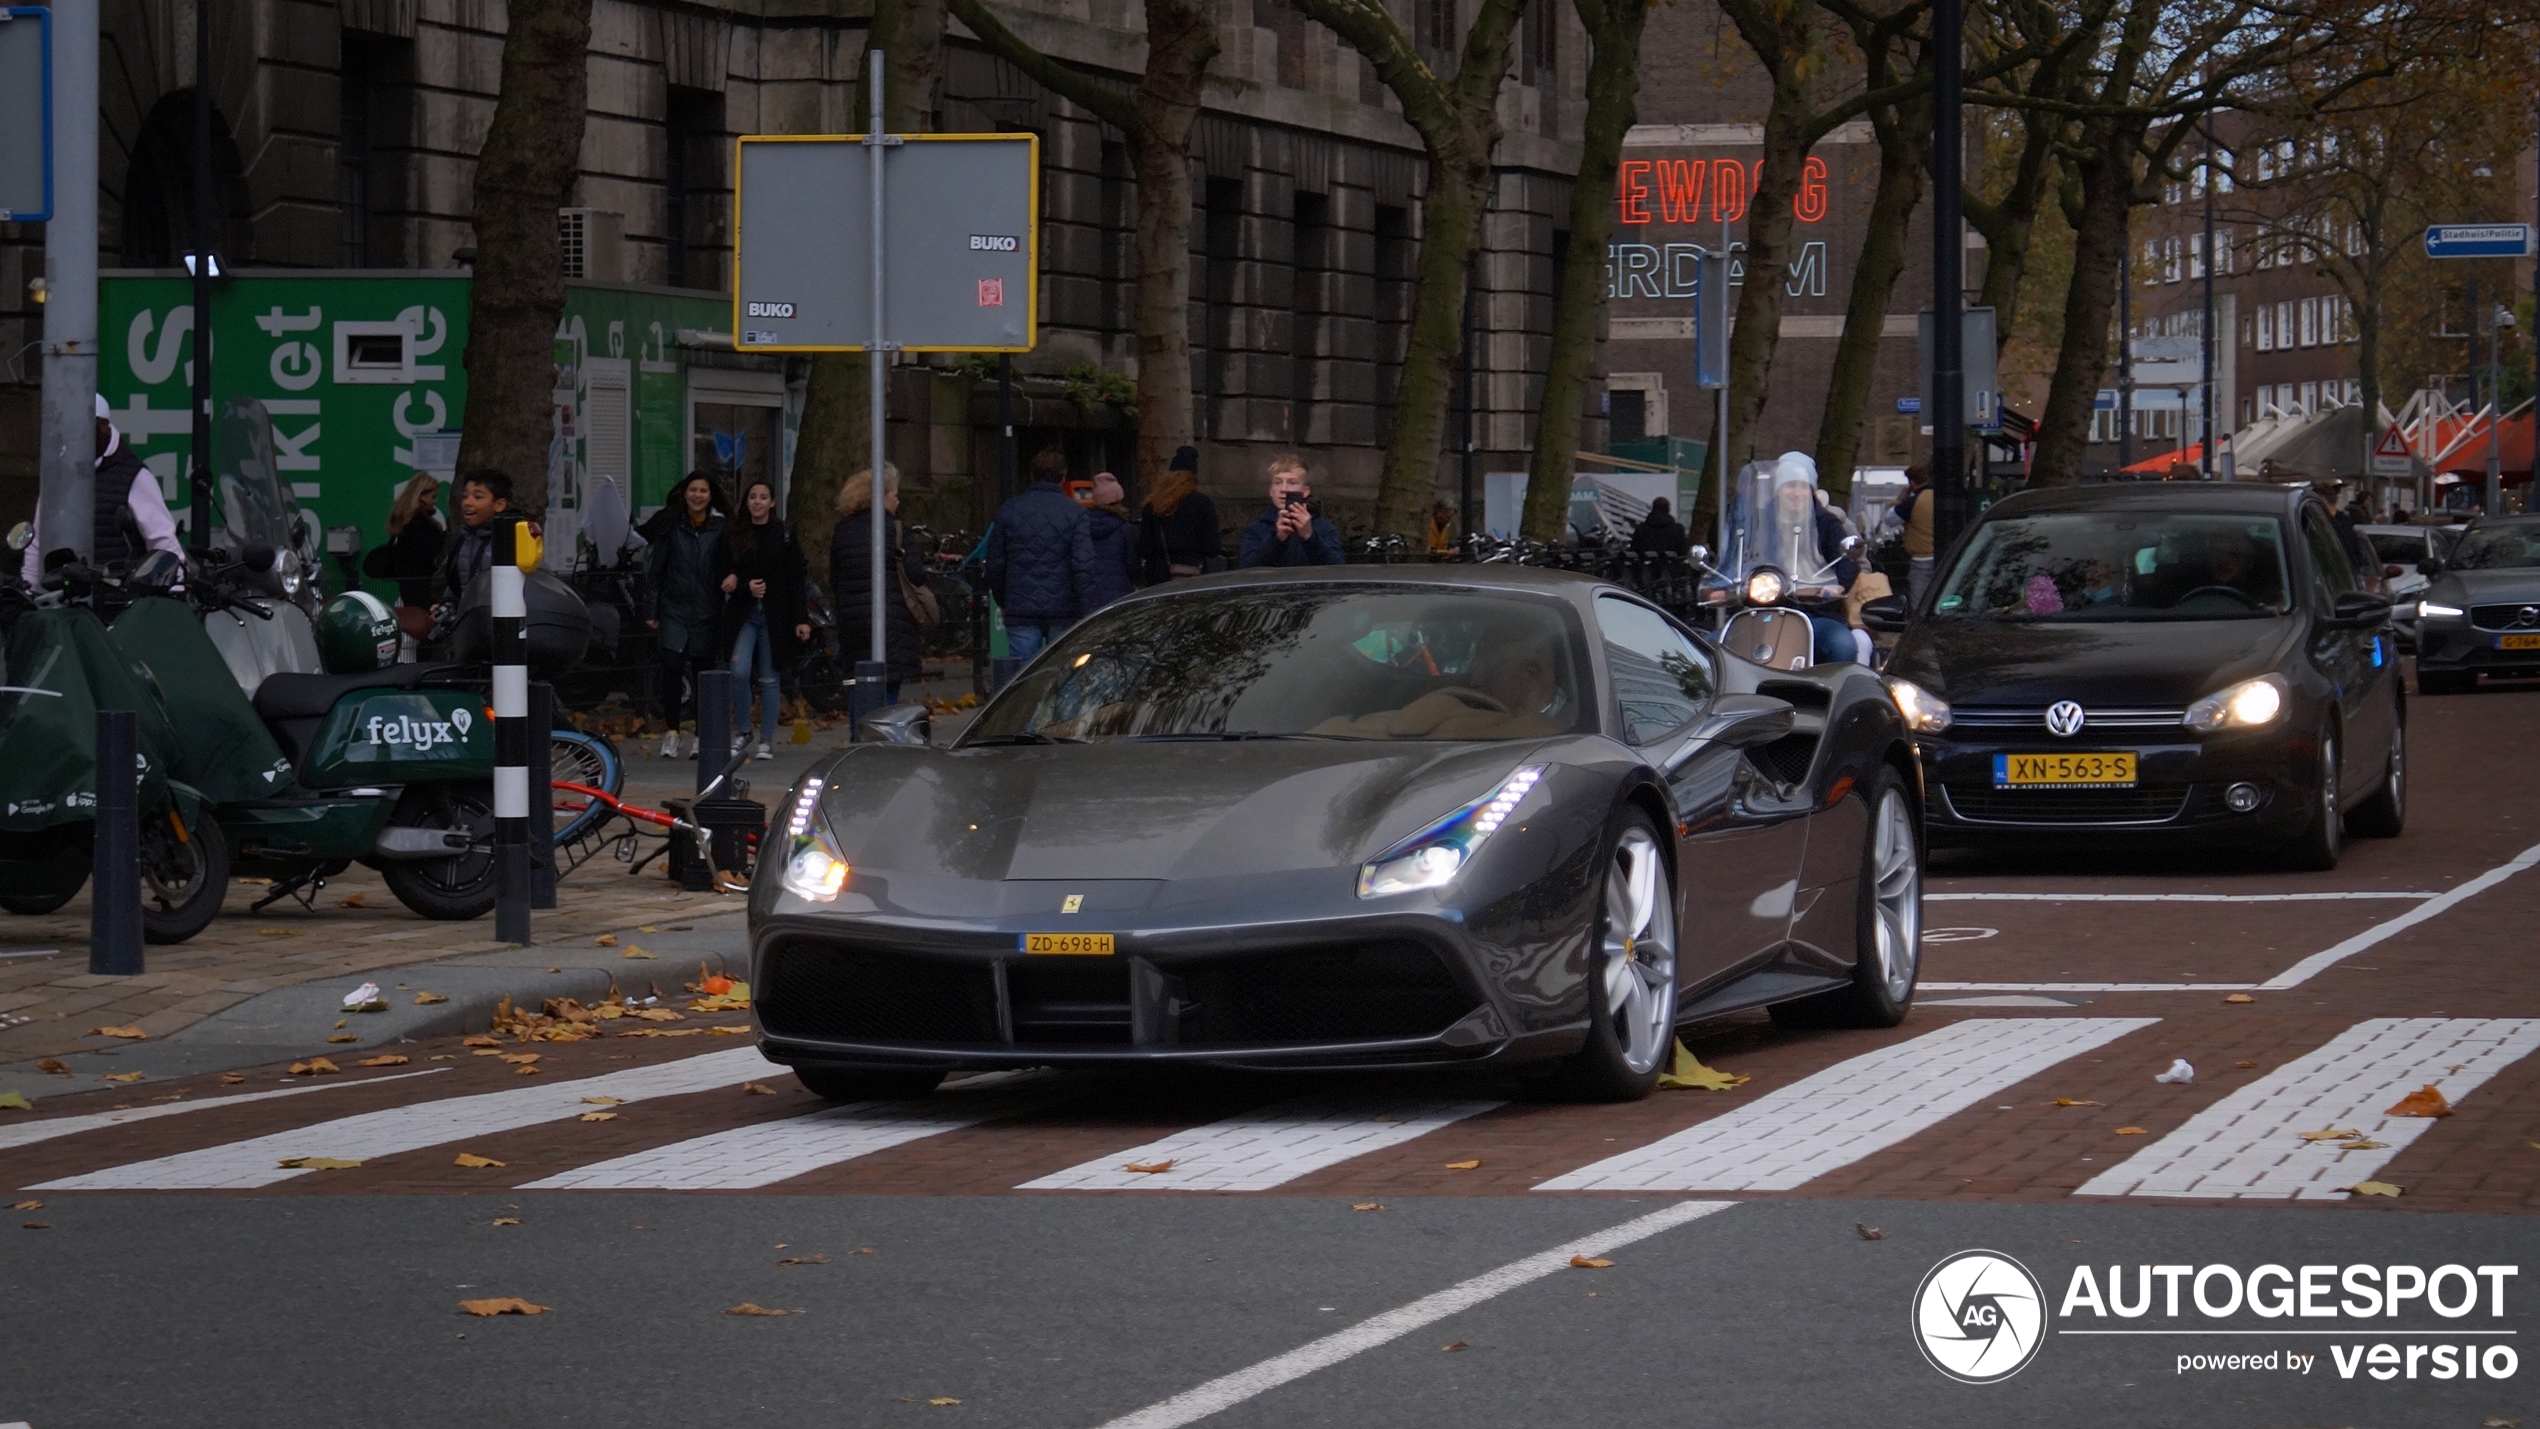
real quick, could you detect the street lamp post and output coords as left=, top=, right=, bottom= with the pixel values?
left=188, top=0, right=216, bottom=554
left=1930, top=0, right=1966, bottom=549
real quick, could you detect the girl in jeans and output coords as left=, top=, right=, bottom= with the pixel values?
left=711, top=478, right=809, bottom=759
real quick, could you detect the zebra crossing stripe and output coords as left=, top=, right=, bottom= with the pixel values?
left=520, top=1079, right=1064, bottom=1190
left=2074, top=1018, right=2540, bottom=1200
left=29, top=1048, right=775, bottom=1191
left=1019, top=1095, right=1507, bottom=1193
left=1534, top=1017, right=2158, bottom=1192
left=0, top=1070, right=447, bottom=1156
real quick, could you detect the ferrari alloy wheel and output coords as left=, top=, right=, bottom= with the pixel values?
left=1546, top=814, right=1678, bottom=1102
left=1773, top=766, right=1919, bottom=1029
left=2346, top=717, right=2405, bottom=839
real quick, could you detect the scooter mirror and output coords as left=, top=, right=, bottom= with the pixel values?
left=1838, top=533, right=1863, bottom=555
left=4, top=521, right=27, bottom=553
left=241, top=542, right=276, bottom=573
left=1688, top=543, right=1711, bottom=567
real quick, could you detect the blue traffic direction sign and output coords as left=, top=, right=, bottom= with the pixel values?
left=2425, top=224, right=2535, bottom=259
left=0, top=7, right=53, bottom=223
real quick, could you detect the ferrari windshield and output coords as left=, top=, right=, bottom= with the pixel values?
left=1933, top=511, right=2292, bottom=620
left=2446, top=520, right=2540, bottom=570
left=965, top=586, right=1588, bottom=742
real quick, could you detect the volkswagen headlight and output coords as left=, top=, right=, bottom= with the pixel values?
left=1744, top=566, right=1788, bottom=606
left=1882, top=675, right=1953, bottom=733
left=1357, top=767, right=1543, bottom=898
left=2184, top=675, right=2288, bottom=733
left=778, top=774, right=849, bottom=901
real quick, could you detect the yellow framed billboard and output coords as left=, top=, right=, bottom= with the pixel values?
left=731, top=132, right=1040, bottom=353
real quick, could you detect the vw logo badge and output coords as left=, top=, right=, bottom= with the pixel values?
left=2044, top=700, right=2087, bottom=737
left=1912, top=1250, right=2049, bottom=1384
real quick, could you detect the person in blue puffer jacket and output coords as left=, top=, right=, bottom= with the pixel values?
left=985, top=446, right=1101, bottom=660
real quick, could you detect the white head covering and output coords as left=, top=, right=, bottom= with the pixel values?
left=1762, top=452, right=1827, bottom=575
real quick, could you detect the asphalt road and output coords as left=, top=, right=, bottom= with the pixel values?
left=6, top=677, right=2540, bottom=1429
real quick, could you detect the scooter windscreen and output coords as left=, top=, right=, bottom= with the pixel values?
left=213, top=398, right=324, bottom=607
left=1720, top=453, right=1839, bottom=588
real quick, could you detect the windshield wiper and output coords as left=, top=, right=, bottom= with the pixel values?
left=963, top=732, right=1083, bottom=746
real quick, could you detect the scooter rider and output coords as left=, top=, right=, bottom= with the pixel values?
left=1756, top=452, right=1864, bottom=665
left=19, top=394, right=184, bottom=588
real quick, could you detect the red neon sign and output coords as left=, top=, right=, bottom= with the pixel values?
left=1615, top=155, right=1827, bottom=227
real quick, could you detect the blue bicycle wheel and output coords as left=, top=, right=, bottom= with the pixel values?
left=548, top=729, right=624, bottom=844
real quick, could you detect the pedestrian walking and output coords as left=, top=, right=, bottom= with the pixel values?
left=985, top=446, right=1099, bottom=660
left=829, top=463, right=927, bottom=704
left=714, top=477, right=809, bottom=760
left=1628, top=497, right=1690, bottom=557
left=1238, top=454, right=1342, bottom=568
left=1084, top=470, right=1140, bottom=610
left=645, top=472, right=727, bottom=757
left=1893, top=465, right=1936, bottom=607
left=1137, top=445, right=1222, bottom=582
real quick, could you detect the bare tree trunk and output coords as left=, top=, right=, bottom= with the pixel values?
left=1521, top=0, right=1649, bottom=542
left=1294, top=0, right=1528, bottom=538
left=947, top=0, right=1218, bottom=503
left=1813, top=93, right=1930, bottom=497
left=2028, top=129, right=2137, bottom=485
left=455, top=0, right=594, bottom=516
left=788, top=6, right=946, bottom=562
left=1965, top=114, right=2060, bottom=336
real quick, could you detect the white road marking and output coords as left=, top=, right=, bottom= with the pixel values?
left=1928, top=891, right=2441, bottom=902
left=1922, top=840, right=2540, bottom=994
left=1922, top=995, right=2079, bottom=1007
left=0, top=1070, right=447, bottom=1155
left=2074, top=1018, right=2540, bottom=1200
left=1018, top=1095, right=1505, bottom=1193
left=521, top=1081, right=1062, bottom=1191
left=1091, top=1199, right=1737, bottom=1429
left=1534, top=1017, right=2157, bottom=1192
left=30, top=1048, right=773, bottom=1190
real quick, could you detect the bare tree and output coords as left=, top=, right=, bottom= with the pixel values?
left=946, top=0, right=1219, bottom=503
left=1293, top=0, right=1531, bottom=537
left=1521, top=0, right=1654, bottom=540
left=454, top=0, right=596, bottom=513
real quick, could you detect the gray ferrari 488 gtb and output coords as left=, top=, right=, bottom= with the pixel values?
left=748, top=566, right=1922, bottom=1102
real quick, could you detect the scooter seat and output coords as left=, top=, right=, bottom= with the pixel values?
left=253, top=663, right=445, bottom=723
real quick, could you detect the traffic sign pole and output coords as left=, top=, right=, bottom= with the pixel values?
left=856, top=49, right=894, bottom=736
left=34, top=0, right=97, bottom=577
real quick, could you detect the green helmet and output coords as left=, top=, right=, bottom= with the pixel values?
left=316, top=590, right=401, bottom=674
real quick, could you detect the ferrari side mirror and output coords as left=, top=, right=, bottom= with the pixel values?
left=859, top=703, right=933, bottom=746
left=1858, top=595, right=1910, bottom=634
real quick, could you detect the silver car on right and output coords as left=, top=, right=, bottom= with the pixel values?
left=2412, top=515, right=2540, bottom=693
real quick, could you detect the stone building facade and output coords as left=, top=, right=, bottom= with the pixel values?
left=0, top=0, right=1596, bottom=536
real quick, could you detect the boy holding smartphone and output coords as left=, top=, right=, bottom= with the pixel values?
left=1238, top=453, right=1343, bottom=568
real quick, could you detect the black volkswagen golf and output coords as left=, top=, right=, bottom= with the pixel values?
left=1879, top=483, right=2403, bottom=868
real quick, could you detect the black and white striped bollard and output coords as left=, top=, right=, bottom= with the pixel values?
left=492, top=517, right=531, bottom=943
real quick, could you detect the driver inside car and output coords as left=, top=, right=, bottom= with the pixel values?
left=1311, top=626, right=1570, bottom=740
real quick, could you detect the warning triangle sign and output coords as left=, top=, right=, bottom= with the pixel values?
left=2373, top=422, right=2411, bottom=459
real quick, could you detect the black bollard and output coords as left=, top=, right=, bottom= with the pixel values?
left=529, top=680, right=557, bottom=909
left=90, top=709, right=143, bottom=975
left=687, top=669, right=735, bottom=891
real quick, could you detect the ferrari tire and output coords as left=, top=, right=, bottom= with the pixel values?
left=2346, top=717, right=2406, bottom=839
left=792, top=1066, right=946, bottom=1102
left=1770, top=766, right=1919, bottom=1029
left=140, top=813, right=229, bottom=945
left=2281, top=726, right=2343, bottom=871
left=1542, top=811, right=1678, bottom=1103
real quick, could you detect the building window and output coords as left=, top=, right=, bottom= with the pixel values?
left=2257, top=305, right=2274, bottom=352
left=1421, top=0, right=1457, bottom=51
left=2297, top=297, right=2317, bottom=348
left=2277, top=300, right=2295, bottom=349
left=2345, top=378, right=2360, bottom=405
left=2300, top=380, right=2318, bottom=413
left=1202, top=177, right=1243, bottom=441
left=1519, top=0, right=1556, bottom=88
left=663, top=87, right=724, bottom=290
left=2163, top=236, right=2182, bottom=283
left=1290, top=190, right=1328, bottom=443
left=339, top=32, right=415, bottom=268
left=2214, top=228, right=2233, bottom=273
left=1373, top=203, right=1412, bottom=444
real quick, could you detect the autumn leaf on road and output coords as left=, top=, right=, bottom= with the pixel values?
left=2234, top=1061, right=2258, bottom=1069
left=724, top=1303, right=795, bottom=1316
left=1569, top=1256, right=1614, bottom=1269
left=499, top=1053, right=541, bottom=1064
left=414, top=992, right=448, bottom=1005
left=742, top=1082, right=777, bottom=1095
left=2300, top=1128, right=2364, bottom=1142
left=453, top=1153, right=507, bottom=1168
left=462, top=1035, right=501, bottom=1048
left=458, top=1297, right=549, bottom=1316
left=2337, top=1138, right=2390, bottom=1151
left=490, top=1217, right=522, bottom=1226
left=1856, top=1224, right=1884, bottom=1241
left=632, top=1009, right=685, bottom=1022
left=581, top=1096, right=624, bottom=1105
left=622, top=944, right=659, bottom=960
left=2053, top=1098, right=2101, bottom=1107
left=1123, top=1159, right=1176, bottom=1174
left=2223, top=993, right=2253, bottom=1004
left=578, top=1111, right=618, bottom=1122
left=336, top=892, right=366, bottom=908
left=1351, top=1203, right=1385, bottom=1212
left=103, top=1071, right=146, bottom=1084
left=776, top=1254, right=829, bottom=1266
left=1656, top=1041, right=1747, bottom=1091
left=1444, top=1159, right=1481, bottom=1170
left=594, top=934, right=618, bottom=946
left=2113, top=1126, right=2148, bottom=1136
left=2339, top=1181, right=2403, bottom=1197
left=36, top=1059, right=71, bottom=1075
left=326, top=1034, right=360, bottom=1044
left=287, top=1059, right=339, bottom=1076
left=355, top=1055, right=409, bottom=1068
left=256, top=927, right=301, bottom=937
left=89, top=1025, right=146, bottom=1040
left=2386, top=1084, right=2452, bottom=1118
left=219, top=1073, right=245, bottom=1084
left=1441, top=1342, right=1468, bottom=1352
left=926, top=1398, right=961, bottom=1407
left=0, top=1092, right=30, bottom=1111
left=10, top=1201, right=38, bottom=1211
left=276, top=1157, right=364, bottom=1170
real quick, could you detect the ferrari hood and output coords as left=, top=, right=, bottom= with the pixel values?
left=1888, top=616, right=2301, bottom=708
left=810, top=739, right=1543, bottom=886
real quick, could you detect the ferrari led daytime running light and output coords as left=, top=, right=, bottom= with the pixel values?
left=779, top=775, right=849, bottom=901
left=2184, top=675, right=2287, bottom=733
left=1357, top=767, right=1543, bottom=898
left=786, top=776, right=825, bottom=838
left=1881, top=675, right=1953, bottom=733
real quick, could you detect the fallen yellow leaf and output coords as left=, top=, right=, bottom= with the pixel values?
left=1856, top=1223, right=1885, bottom=1240
left=927, top=1398, right=960, bottom=1407
left=453, top=1152, right=507, bottom=1168
left=725, top=1303, right=793, bottom=1317
left=2234, top=1060, right=2259, bottom=1069
left=336, top=892, right=366, bottom=909
left=355, top=1055, right=409, bottom=1068
left=1444, top=1159, right=1482, bottom=1170
left=1569, top=1255, right=1614, bottom=1269
left=2113, top=1126, right=2148, bottom=1136
left=0, top=1092, right=32, bottom=1111
left=2386, top=1084, right=2452, bottom=1118
left=2337, top=1138, right=2390, bottom=1151
left=638, top=925, right=658, bottom=933
left=1656, top=1040, right=1748, bottom=1091
left=580, top=1096, right=624, bottom=1105
left=1441, top=1341, right=1468, bottom=1352
left=36, top=1059, right=71, bottom=1074
left=632, top=1009, right=686, bottom=1023
left=287, top=1058, right=339, bottom=1076
left=9, top=1200, right=39, bottom=1211
left=457, top=1297, right=548, bottom=1316
left=708, top=1025, right=752, bottom=1036
left=2300, top=1128, right=2364, bottom=1142
left=89, top=1025, right=147, bottom=1040
left=2224, top=993, right=2254, bottom=1004
left=578, top=1111, right=618, bottom=1122
left=256, top=927, right=301, bottom=937
left=414, top=991, right=448, bottom=1005
left=594, top=934, right=618, bottom=946
left=1123, top=1159, right=1176, bottom=1174
left=742, top=1082, right=776, bottom=1095
left=333, top=1019, right=349, bottom=1029
left=276, top=1156, right=364, bottom=1169
left=2340, top=1181, right=2403, bottom=1198
left=616, top=1027, right=705, bottom=1038
left=462, top=1035, right=501, bottom=1048
left=219, top=1072, right=245, bottom=1084
left=500, top=1052, right=541, bottom=1064
left=103, top=1071, right=146, bottom=1084
left=490, top=1217, right=522, bottom=1226
left=2053, top=1098, right=2102, bottom=1107
left=326, top=1034, right=360, bottom=1044
left=776, top=1254, right=829, bottom=1266
left=514, top=1065, right=542, bottom=1076
left=622, top=944, right=659, bottom=960
left=1351, top=1202, right=1385, bottom=1212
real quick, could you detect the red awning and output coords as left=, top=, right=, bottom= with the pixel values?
left=2119, top=443, right=2208, bottom=474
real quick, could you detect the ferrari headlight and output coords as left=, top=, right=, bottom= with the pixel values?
left=779, top=774, right=849, bottom=902
left=1882, top=675, right=1953, bottom=733
left=1357, top=766, right=1543, bottom=898
left=2184, top=675, right=2287, bottom=733
left=1745, top=566, right=1788, bottom=606
left=2416, top=601, right=2464, bottom=621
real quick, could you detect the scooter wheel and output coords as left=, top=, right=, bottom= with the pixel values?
left=0, top=884, right=83, bottom=916
left=381, top=783, right=500, bottom=921
left=141, top=813, right=231, bottom=945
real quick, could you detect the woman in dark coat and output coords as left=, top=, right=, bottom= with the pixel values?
left=646, top=473, right=728, bottom=756
left=828, top=463, right=926, bottom=702
left=366, top=472, right=447, bottom=609
left=711, top=477, right=809, bottom=759
left=1083, top=470, right=1140, bottom=610
left=1137, top=445, right=1222, bottom=584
